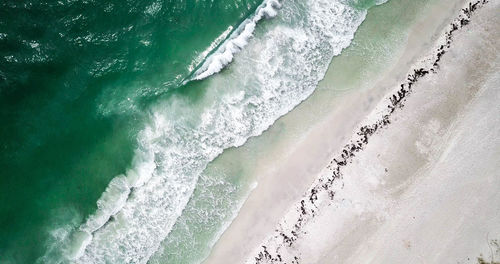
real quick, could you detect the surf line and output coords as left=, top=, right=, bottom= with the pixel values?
left=183, top=0, right=283, bottom=84
left=65, top=1, right=285, bottom=259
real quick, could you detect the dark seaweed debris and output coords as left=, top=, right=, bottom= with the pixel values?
left=252, top=1, right=488, bottom=263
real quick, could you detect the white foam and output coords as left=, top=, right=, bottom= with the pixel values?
left=124, top=149, right=156, bottom=188
left=190, top=0, right=283, bottom=81
left=187, top=25, right=234, bottom=73
left=44, top=0, right=372, bottom=263
left=66, top=231, right=93, bottom=260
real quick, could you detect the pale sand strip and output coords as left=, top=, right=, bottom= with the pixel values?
left=203, top=0, right=470, bottom=263
left=246, top=0, right=499, bottom=263
left=202, top=0, right=475, bottom=263
left=202, top=0, right=499, bottom=263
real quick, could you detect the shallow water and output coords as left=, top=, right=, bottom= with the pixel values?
left=0, top=0, right=438, bottom=263
left=0, top=0, right=262, bottom=262
left=154, top=0, right=443, bottom=263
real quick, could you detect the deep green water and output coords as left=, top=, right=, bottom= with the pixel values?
left=0, top=0, right=431, bottom=263
left=0, top=1, right=262, bottom=262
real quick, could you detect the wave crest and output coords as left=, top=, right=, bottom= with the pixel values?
left=190, top=0, right=283, bottom=81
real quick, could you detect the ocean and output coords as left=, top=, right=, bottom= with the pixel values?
left=0, top=0, right=425, bottom=263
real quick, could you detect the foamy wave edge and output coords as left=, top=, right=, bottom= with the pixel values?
left=64, top=150, right=156, bottom=261
left=47, top=1, right=283, bottom=260
left=39, top=0, right=377, bottom=262
left=188, top=0, right=283, bottom=82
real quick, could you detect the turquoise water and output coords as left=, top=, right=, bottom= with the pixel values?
left=0, top=1, right=262, bottom=262
left=1, top=0, right=391, bottom=263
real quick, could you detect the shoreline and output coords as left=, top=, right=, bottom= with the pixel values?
left=248, top=0, right=499, bottom=263
left=203, top=0, right=499, bottom=263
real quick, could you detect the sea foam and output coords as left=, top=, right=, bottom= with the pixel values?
left=45, top=0, right=373, bottom=263
left=189, top=0, right=283, bottom=81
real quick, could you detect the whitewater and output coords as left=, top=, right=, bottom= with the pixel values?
left=39, top=0, right=387, bottom=263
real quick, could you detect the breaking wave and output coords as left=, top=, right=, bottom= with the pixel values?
left=189, top=0, right=283, bottom=81
left=39, top=0, right=386, bottom=263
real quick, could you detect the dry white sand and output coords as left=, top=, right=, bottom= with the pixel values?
left=203, top=0, right=499, bottom=263
left=287, top=3, right=500, bottom=262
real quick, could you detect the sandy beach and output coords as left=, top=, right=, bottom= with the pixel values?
left=203, top=0, right=500, bottom=263
left=7, top=0, right=500, bottom=262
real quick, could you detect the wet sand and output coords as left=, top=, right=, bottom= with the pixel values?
left=203, top=0, right=499, bottom=263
